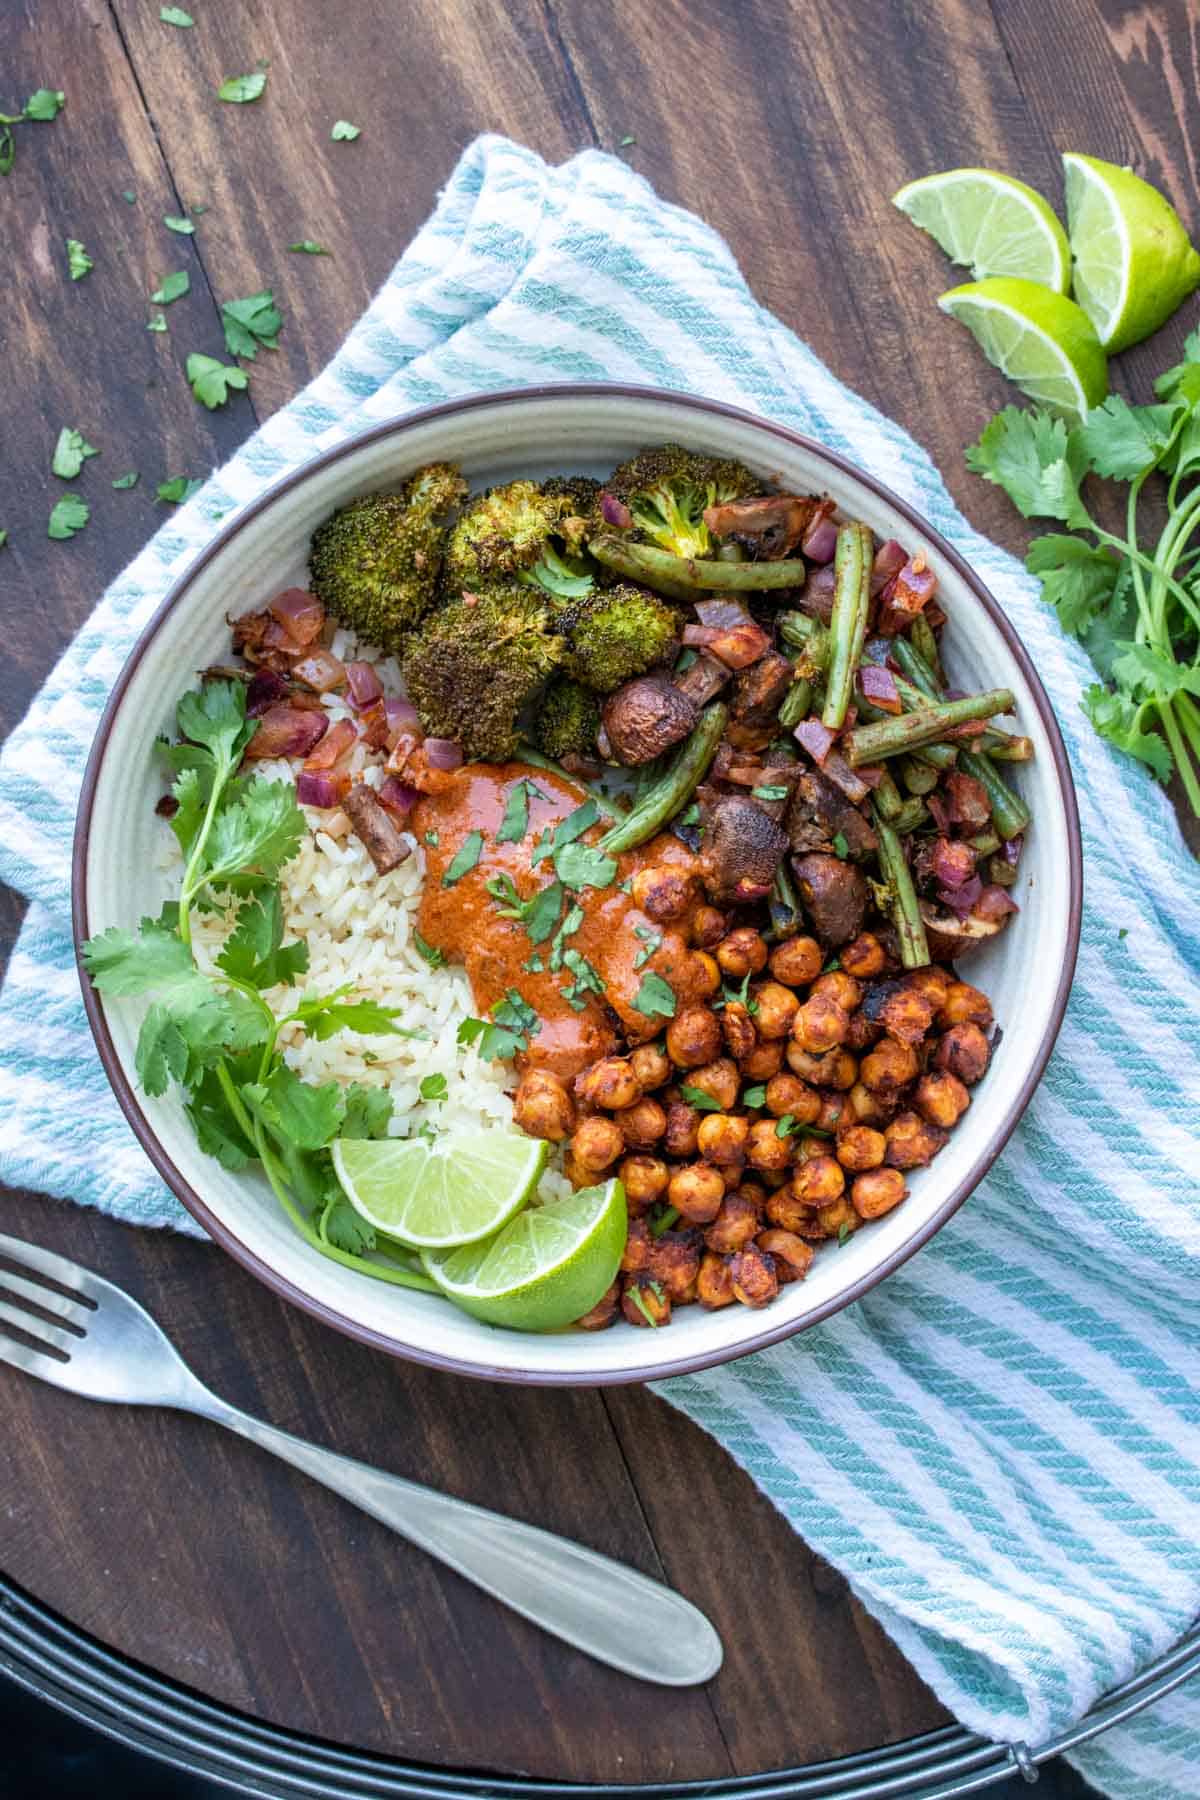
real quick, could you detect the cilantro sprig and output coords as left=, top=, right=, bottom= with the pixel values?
left=82, top=678, right=435, bottom=1296
left=966, top=359, right=1200, bottom=819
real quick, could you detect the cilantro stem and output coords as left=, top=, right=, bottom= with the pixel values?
left=1159, top=701, right=1200, bottom=815
left=177, top=748, right=237, bottom=949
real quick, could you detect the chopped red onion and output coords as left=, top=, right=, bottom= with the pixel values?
left=695, top=597, right=753, bottom=630
left=926, top=791, right=951, bottom=835
left=892, top=558, right=938, bottom=616
left=945, top=771, right=991, bottom=829
left=385, top=697, right=422, bottom=737
left=378, top=776, right=419, bottom=819
left=708, top=622, right=771, bottom=669
left=930, top=838, right=977, bottom=889
left=244, top=704, right=328, bottom=761
left=682, top=623, right=722, bottom=648
left=975, top=884, right=1019, bottom=922
left=938, top=875, right=983, bottom=918
left=801, top=509, right=838, bottom=564
left=803, top=563, right=837, bottom=622
left=854, top=763, right=885, bottom=790
left=292, top=649, right=346, bottom=693
left=860, top=664, right=902, bottom=713
left=304, top=717, right=358, bottom=770
left=268, top=588, right=325, bottom=646
left=820, top=748, right=872, bottom=805
left=793, top=716, right=836, bottom=766
left=869, top=540, right=908, bottom=597
left=358, top=701, right=391, bottom=752
left=1001, top=832, right=1024, bottom=866
left=345, top=659, right=384, bottom=711
left=246, top=668, right=289, bottom=716
left=600, top=491, right=632, bottom=528
left=296, top=770, right=350, bottom=809
left=424, top=737, right=464, bottom=771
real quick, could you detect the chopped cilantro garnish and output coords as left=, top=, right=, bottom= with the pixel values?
left=222, top=289, right=281, bottom=358
left=442, top=830, right=484, bottom=887
left=157, top=475, right=202, bottom=504
left=486, top=873, right=564, bottom=946
left=632, top=972, right=675, bottom=1020
left=1117, top=927, right=1129, bottom=940
left=680, top=1084, right=721, bottom=1112
left=837, top=1223, right=852, bottom=1247
left=152, top=271, right=190, bottom=304
left=218, top=71, right=267, bottom=103
left=776, top=1114, right=797, bottom=1138
left=561, top=948, right=604, bottom=1011
left=618, top=133, right=636, bottom=148
left=160, top=6, right=194, bottom=23
left=742, top=1084, right=767, bottom=1108
left=424, top=830, right=439, bottom=847
left=122, top=189, right=136, bottom=203
left=752, top=784, right=789, bottom=801
left=25, top=89, right=65, bottom=121
left=832, top=831, right=849, bottom=859
left=51, top=428, right=99, bottom=480
left=65, top=238, right=92, bottom=280
left=496, top=778, right=545, bottom=845
left=678, top=801, right=701, bottom=827
left=147, top=313, right=168, bottom=332
left=187, top=353, right=249, bottom=409
left=822, top=956, right=841, bottom=974
left=47, top=494, right=89, bottom=539
left=412, top=931, right=445, bottom=969
left=633, top=924, right=662, bottom=970
left=419, top=1073, right=448, bottom=1104
left=522, top=953, right=544, bottom=973
left=331, top=120, right=360, bottom=140
left=112, top=471, right=139, bottom=490
left=626, top=1285, right=660, bottom=1327
left=0, top=531, right=7, bottom=550
left=164, top=214, right=195, bottom=234
left=457, top=1016, right=525, bottom=1062
left=288, top=239, right=330, bottom=255
left=648, top=1204, right=680, bottom=1238
left=554, top=841, right=617, bottom=892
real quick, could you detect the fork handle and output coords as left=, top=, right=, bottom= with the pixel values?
left=194, top=1392, right=722, bottom=1687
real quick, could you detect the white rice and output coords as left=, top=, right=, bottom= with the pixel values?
left=170, top=625, right=570, bottom=1199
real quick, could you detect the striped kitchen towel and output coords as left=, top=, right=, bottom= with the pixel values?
left=1, top=135, right=1198, bottom=1795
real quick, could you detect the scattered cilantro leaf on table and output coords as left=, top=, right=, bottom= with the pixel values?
left=51, top=428, right=99, bottom=479
left=65, top=238, right=92, bottom=280
left=147, top=312, right=168, bottom=332
left=288, top=239, right=330, bottom=255
left=25, top=89, right=65, bottom=120
left=164, top=214, right=195, bottom=234
left=152, top=270, right=190, bottom=304
left=331, top=120, right=360, bottom=140
left=48, top=493, right=89, bottom=539
left=218, top=71, right=266, bottom=103
left=0, top=531, right=7, bottom=550
left=157, top=475, right=202, bottom=504
left=160, top=6, right=194, bottom=23
left=221, top=289, right=281, bottom=357
left=112, top=471, right=139, bottom=489
left=187, top=352, right=249, bottom=408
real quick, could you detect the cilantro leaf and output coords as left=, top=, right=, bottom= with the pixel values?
left=176, top=677, right=253, bottom=763
left=25, top=89, right=65, bottom=120
left=419, top=1073, right=448, bottom=1103
left=493, top=989, right=540, bottom=1038
left=457, top=1016, right=525, bottom=1061
left=82, top=917, right=195, bottom=996
left=964, top=406, right=1088, bottom=525
left=1081, top=686, right=1173, bottom=782
left=0, top=531, right=8, bottom=550
left=331, top=119, right=360, bottom=140
left=341, top=1084, right=394, bottom=1140
left=187, top=352, right=249, bottom=409
left=320, top=1197, right=376, bottom=1255
left=742, top=1084, right=767, bottom=1108
left=112, top=470, right=139, bottom=489
left=147, top=312, right=168, bottom=333
left=680, top=1083, right=722, bottom=1112
left=831, top=830, right=849, bottom=859
left=168, top=766, right=208, bottom=858
left=412, top=931, right=445, bottom=969
left=217, top=888, right=309, bottom=989
left=1110, top=643, right=1200, bottom=703
left=1073, top=395, right=1180, bottom=481
left=1025, top=535, right=1119, bottom=636
left=157, top=475, right=203, bottom=504
left=1155, top=328, right=1200, bottom=404
left=560, top=948, right=604, bottom=1010
left=288, top=984, right=421, bottom=1041
left=160, top=6, right=194, bottom=24
left=204, top=777, right=305, bottom=886
left=186, top=1068, right=257, bottom=1170
left=218, top=71, right=267, bottom=103
left=164, top=214, right=195, bottom=234
left=443, top=830, right=484, bottom=886
left=221, top=289, right=281, bottom=358
left=632, top=972, right=676, bottom=1019
left=152, top=270, right=190, bottom=304
left=47, top=493, right=89, bottom=539
left=288, top=239, right=330, bottom=255
left=65, top=238, right=92, bottom=280
left=248, top=1066, right=344, bottom=1150
left=554, top=841, right=617, bottom=891
left=496, top=778, right=535, bottom=844
left=51, top=428, right=99, bottom=480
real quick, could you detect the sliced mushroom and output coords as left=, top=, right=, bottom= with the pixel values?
left=601, top=673, right=698, bottom=766
left=918, top=900, right=1011, bottom=962
left=702, top=495, right=819, bottom=559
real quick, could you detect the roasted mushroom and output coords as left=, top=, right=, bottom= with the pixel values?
left=702, top=494, right=817, bottom=558
left=700, top=794, right=789, bottom=904
left=918, top=901, right=1012, bottom=962
left=791, top=852, right=869, bottom=947
left=601, top=673, right=698, bottom=765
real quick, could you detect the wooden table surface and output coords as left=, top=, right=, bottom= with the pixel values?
left=1, top=0, right=1193, bottom=1784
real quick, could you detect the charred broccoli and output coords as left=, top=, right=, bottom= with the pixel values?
left=402, top=584, right=562, bottom=763
left=542, top=475, right=603, bottom=551
left=533, top=678, right=602, bottom=761
left=309, top=462, right=466, bottom=653
left=443, top=479, right=596, bottom=600
left=559, top=583, right=680, bottom=691
left=606, top=444, right=760, bottom=560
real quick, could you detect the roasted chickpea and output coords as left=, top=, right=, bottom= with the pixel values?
left=836, top=1124, right=887, bottom=1171
left=631, top=864, right=696, bottom=923
left=845, top=1080, right=891, bottom=1126
left=571, top=1115, right=625, bottom=1173
left=816, top=1196, right=859, bottom=1237
left=784, top=1041, right=841, bottom=1082
left=840, top=932, right=887, bottom=979
left=688, top=903, right=727, bottom=949
left=721, top=1000, right=758, bottom=1062
left=684, top=1057, right=740, bottom=1111
left=740, top=1038, right=784, bottom=1080
left=513, top=1069, right=575, bottom=1142
left=914, top=1070, right=971, bottom=1128
left=768, top=934, right=823, bottom=988
left=667, top=1161, right=725, bottom=1224
left=811, top=970, right=862, bottom=1013
left=815, top=1091, right=847, bottom=1134
left=720, top=1162, right=744, bottom=1191
left=934, top=1022, right=991, bottom=1085
left=766, top=1185, right=815, bottom=1232
left=751, top=981, right=800, bottom=1041
left=818, top=1049, right=859, bottom=1091
left=765, top=1072, right=822, bottom=1122
left=621, top=1275, right=670, bottom=1327
left=562, top=1149, right=597, bottom=1190
left=687, top=950, right=722, bottom=999
left=629, top=1041, right=671, bottom=1091
left=697, top=1251, right=735, bottom=1308
left=878, top=985, right=935, bottom=1047
left=666, top=1004, right=723, bottom=1069
left=845, top=1009, right=884, bottom=1052
left=618, top=1154, right=670, bottom=1212
left=575, top=1056, right=641, bottom=1112
left=649, top=1230, right=701, bottom=1302
left=704, top=1189, right=762, bottom=1252
left=575, top=1281, right=619, bottom=1330
left=746, top=1117, right=795, bottom=1172
left=715, top=926, right=769, bottom=979
left=756, top=1229, right=814, bottom=1283
left=907, top=965, right=952, bottom=1010
left=621, top=1218, right=652, bottom=1273
left=860, top=1036, right=919, bottom=1093
left=619, top=1096, right=667, bottom=1149
left=790, top=1154, right=845, bottom=1207
left=697, top=1112, right=751, bottom=1165
left=938, top=980, right=993, bottom=1029
left=884, top=1111, right=949, bottom=1169
left=663, top=1099, right=701, bottom=1158
left=851, top=1168, right=907, bottom=1219
left=730, top=1243, right=779, bottom=1308
left=792, top=993, right=850, bottom=1054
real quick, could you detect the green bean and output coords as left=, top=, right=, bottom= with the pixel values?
left=979, top=732, right=1035, bottom=762
left=590, top=533, right=809, bottom=594
left=900, top=755, right=939, bottom=796
left=968, top=829, right=1002, bottom=856
left=872, top=808, right=930, bottom=968
left=778, top=610, right=817, bottom=645
left=888, top=796, right=929, bottom=836
left=767, top=858, right=803, bottom=942
left=778, top=674, right=813, bottom=731
left=893, top=637, right=1029, bottom=760
left=597, top=703, right=728, bottom=854
left=821, top=524, right=873, bottom=730
left=844, top=690, right=1015, bottom=766
left=958, top=747, right=1031, bottom=841
left=872, top=767, right=906, bottom=821
left=910, top=612, right=943, bottom=685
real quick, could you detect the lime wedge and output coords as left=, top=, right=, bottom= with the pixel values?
left=331, top=1131, right=547, bottom=1249
left=938, top=276, right=1108, bottom=425
left=894, top=168, right=1070, bottom=292
left=1063, top=152, right=1200, bottom=351
left=421, top=1179, right=627, bottom=1332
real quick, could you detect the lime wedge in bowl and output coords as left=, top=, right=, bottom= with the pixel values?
left=421, top=1179, right=627, bottom=1332
left=331, top=1131, right=547, bottom=1249
left=894, top=167, right=1070, bottom=292
left=938, top=276, right=1108, bottom=425
left=1062, top=152, right=1200, bottom=351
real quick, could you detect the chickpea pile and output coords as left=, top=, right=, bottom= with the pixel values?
left=512, top=879, right=994, bottom=1331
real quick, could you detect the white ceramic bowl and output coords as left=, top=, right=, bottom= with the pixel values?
left=75, top=386, right=1081, bottom=1384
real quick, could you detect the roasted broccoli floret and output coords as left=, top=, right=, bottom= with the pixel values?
left=309, top=462, right=466, bottom=653
left=402, top=584, right=562, bottom=763
left=444, top=478, right=598, bottom=600
left=533, top=678, right=602, bottom=761
left=542, top=475, right=603, bottom=551
left=607, top=444, right=760, bottom=560
left=559, top=583, right=680, bottom=691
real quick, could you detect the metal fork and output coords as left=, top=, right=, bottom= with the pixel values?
left=0, top=1233, right=722, bottom=1686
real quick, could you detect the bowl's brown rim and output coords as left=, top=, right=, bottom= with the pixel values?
left=72, top=381, right=1083, bottom=1387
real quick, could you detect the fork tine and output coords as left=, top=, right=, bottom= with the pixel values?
left=0, top=1232, right=99, bottom=1302
left=0, top=1333, right=63, bottom=1378
left=0, top=1299, right=76, bottom=1356
left=0, top=1267, right=91, bottom=1326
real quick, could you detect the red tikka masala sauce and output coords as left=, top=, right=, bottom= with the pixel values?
left=412, top=762, right=710, bottom=1082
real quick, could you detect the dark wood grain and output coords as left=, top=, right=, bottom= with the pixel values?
left=0, top=0, right=1191, bottom=1781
